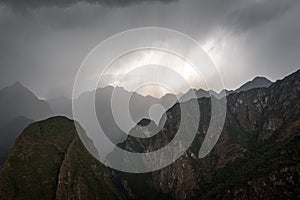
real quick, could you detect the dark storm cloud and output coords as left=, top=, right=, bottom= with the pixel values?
left=226, top=0, right=300, bottom=32
left=0, top=0, right=299, bottom=98
left=0, top=0, right=176, bottom=9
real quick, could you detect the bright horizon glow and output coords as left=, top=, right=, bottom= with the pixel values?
left=94, top=48, right=210, bottom=98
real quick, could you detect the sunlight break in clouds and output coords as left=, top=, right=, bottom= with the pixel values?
left=96, top=48, right=208, bottom=98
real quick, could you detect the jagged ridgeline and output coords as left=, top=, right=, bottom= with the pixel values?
left=0, top=117, right=124, bottom=200
left=111, top=70, right=300, bottom=200
left=0, top=70, right=299, bottom=200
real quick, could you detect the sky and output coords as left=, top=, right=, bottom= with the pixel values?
left=0, top=0, right=299, bottom=98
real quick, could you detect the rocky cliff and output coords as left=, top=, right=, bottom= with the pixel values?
left=113, top=70, right=300, bottom=200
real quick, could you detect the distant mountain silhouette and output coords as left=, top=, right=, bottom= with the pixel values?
left=226, top=76, right=273, bottom=95
left=179, top=88, right=210, bottom=102
left=0, top=82, right=53, bottom=165
left=74, top=86, right=177, bottom=145
left=46, top=76, right=272, bottom=126
left=71, top=77, right=272, bottom=146
left=180, top=77, right=273, bottom=102
left=0, top=82, right=53, bottom=124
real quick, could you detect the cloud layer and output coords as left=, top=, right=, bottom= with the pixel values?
left=0, top=0, right=299, bottom=98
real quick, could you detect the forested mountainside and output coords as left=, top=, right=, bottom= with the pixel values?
left=0, top=117, right=123, bottom=200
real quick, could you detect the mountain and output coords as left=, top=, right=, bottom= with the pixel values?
left=0, top=82, right=53, bottom=124
left=0, top=70, right=298, bottom=199
left=0, top=82, right=53, bottom=165
left=0, top=116, right=33, bottom=166
left=75, top=86, right=177, bottom=144
left=227, top=76, right=273, bottom=95
left=179, top=76, right=272, bottom=102
left=0, top=116, right=124, bottom=200
left=111, top=69, right=300, bottom=199
left=46, top=76, right=272, bottom=142
left=179, top=89, right=210, bottom=102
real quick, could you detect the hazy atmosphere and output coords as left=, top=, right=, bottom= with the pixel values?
left=1, top=1, right=300, bottom=199
left=0, top=0, right=299, bottom=98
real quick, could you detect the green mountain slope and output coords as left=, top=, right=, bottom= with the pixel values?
left=0, top=116, right=123, bottom=200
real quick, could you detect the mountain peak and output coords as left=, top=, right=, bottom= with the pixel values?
left=234, top=76, right=273, bottom=93
left=253, top=76, right=266, bottom=80
left=10, top=81, right=26, bottom=90
left=7, top=81, right=23, bottom=88
left=0, top=82, right=28, bottom=95
left=252, top=76, right=272, bottom=82
left=0, top=81, right=53, bottom=121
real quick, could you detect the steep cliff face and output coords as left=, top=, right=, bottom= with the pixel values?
left=114, top=70, right=300, bottom=200
left=0, top=117, right=123, bottom=200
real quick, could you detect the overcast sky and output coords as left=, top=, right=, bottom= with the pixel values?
left=0, top=0, right=299, bottom=98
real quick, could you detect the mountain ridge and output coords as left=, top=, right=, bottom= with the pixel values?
left=0, top=70, right=299, bottom=199
left=226, top=76, right=273, bottom=95
left=111, top=69, right=300, bottom=200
